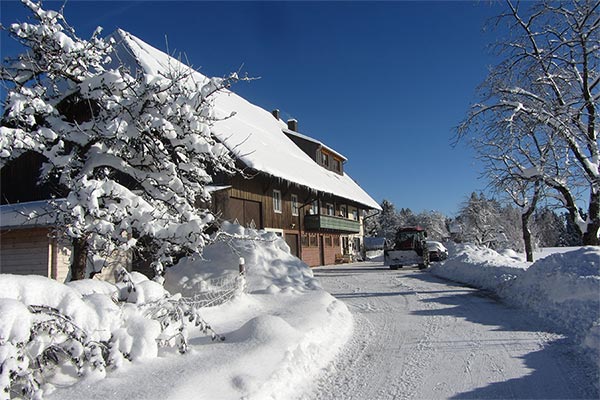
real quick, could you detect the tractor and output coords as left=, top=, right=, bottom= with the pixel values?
left=384, top=226, right=430, bottom=270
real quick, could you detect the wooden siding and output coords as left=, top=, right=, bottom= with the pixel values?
left=0, top=227, right=132, bottom=282
left=93, top=249, right=132, bottom=282
left=214, top=173, right=366, bottom=267
left=0, top=228, right=50, bottom=276
left=54, top=237, right=71, bottom=282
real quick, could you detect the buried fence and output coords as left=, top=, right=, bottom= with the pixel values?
left=184, top=257, right=247, bottom=308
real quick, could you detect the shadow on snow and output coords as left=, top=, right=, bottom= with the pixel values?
left=316, top=262, right=600, bottom=399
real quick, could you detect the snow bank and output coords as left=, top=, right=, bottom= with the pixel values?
left=430, top=243, right=528, bottom=291
left=430, top=245, right=600, bottom=364
left=2, top=222, right=352, bottom=400
left=0, top=270, right=209, bottom=398
left=164, top=221, right=320, bottom=296
left=157, top=221, right=352, bottom=399
left=498, top=247, right=600, bottom=356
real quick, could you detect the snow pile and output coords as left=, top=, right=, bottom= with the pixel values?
left=365, top=250, right=384, bottom=262
left=498, top=247, right=600, bottom=358
left=164, top=221, right=320, bottom=296
left=1, top=223, right=352, bottom=400
left=0, top=271, right=212, bottom=398
left=430, top=242, right=528, bottom=291
left=430, top=245, right=600, bottom=363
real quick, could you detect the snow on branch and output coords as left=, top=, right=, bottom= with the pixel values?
left=1, top=0, right=245, bottom=278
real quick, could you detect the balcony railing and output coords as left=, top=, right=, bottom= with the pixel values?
left=304, top=214, right=360, bottom=233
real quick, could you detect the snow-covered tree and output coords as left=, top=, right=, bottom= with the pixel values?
left=532, top=207, right=567, bottom=247
left=377, top=199, right=401, bottom=240
left=497, top=203, right=528, bottom=253
left=457, top=193, right=504, bottom=248
left=413, top=210, right=449, bottom=241
left=397, top=207, right=417, bottom=227
left=363, top=209, right=381, bottom=237
left=459, top=0, right=600, bottom=245
left=0, top=0, right=239, bottom=279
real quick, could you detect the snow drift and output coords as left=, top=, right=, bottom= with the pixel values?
left=1, top=223, right=352, bottom=400
left=164, top=221, right=320, bottom=296
left=430, top=244, right=600, bottom=365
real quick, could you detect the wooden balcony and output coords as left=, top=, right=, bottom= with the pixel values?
left=304, top=214, right=360, bottom=233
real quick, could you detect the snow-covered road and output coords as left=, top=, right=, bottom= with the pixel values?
left=305, top=262, right=598, bottom=400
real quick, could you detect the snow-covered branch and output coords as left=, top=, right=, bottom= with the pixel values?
left=1, top=1, right=244, bottom=278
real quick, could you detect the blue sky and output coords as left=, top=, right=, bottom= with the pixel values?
left=1, top=1, right=506, bottom=216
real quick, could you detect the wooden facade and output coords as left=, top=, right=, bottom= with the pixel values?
left=0, top=226, right=130, bottom=282
left=0, top=227, right=70, bottom=282
left=213, top=173, right=366, bottom=267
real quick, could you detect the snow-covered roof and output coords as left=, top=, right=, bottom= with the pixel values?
left=0, top=200, right=58, bottom=229
left=111, top=30, right=380, bottom=211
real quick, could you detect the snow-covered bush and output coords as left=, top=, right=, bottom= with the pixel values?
left=0, top=272, right=222, bottom=399
left=0, top=0, right=240, bottom=279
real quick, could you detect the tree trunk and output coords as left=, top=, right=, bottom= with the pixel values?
left=522, top=213, right=534, bottom=262
left=71, top=237, right=89, bottom=280
left=582, top=190, right=600, bottom=246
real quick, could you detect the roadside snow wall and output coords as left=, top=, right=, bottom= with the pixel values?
left=430, top=245, right=600, bottom=365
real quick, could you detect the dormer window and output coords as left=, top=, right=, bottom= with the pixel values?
left=333, top=159, right=342, bottom=173
left=321, top=152, right=329, bottom=167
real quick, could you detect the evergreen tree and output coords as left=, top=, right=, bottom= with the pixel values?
left=414, top=210, right=449, bottom=241
left=532, top=207, right=565, bottom=247
left=377, top=199, right=400, bottom=240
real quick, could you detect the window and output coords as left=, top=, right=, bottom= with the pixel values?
left=326, top=203, right=334, bottom=216
left=325, top=235, right=333, bottom=247
left=321, top=152, right=329, bottom=167
left=352, top=209, right=358, bottom=221
left=340, top=205, right=347, bottom=218
left=333, top=236, right=340, bottom=247
left=291, top=194, right=299, bottom=216
left=333, top=158, right=342, bottom=172
left=273, top=189, right=282, bottom=213
left=310, top=200, right=319, bottom=215
left=301, top=234, right=309, bottom=247
left=309, top=234, right=318, bottom=247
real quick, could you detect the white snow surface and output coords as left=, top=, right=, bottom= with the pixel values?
left=110, top=29, right=380, bottom=211
left=0, top=223, right=352, bottom=400
left=1, top=227, right=598, bottom=399
left=430, top=243, right=600, bottom=365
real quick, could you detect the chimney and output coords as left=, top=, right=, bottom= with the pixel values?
left=287, top=119, right=298, bottom=131
left=272, top=109, right=280, bottom=120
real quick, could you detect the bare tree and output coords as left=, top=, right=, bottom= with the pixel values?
left=459, top=0, right=600, bottom=245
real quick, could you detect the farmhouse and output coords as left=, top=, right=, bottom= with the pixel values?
left=0, top=30, right=381, bottom=279
left=113, top=29, right=381, bottom=267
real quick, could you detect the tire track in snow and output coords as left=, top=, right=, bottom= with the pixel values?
left=305, top=263, right=599, bottom=400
